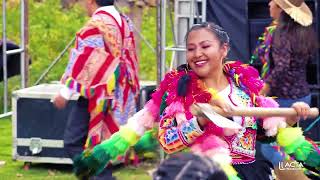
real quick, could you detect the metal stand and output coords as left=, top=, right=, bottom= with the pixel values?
left=1, top=0, right=28, bottom=117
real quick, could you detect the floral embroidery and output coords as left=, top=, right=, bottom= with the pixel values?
left=180, top=120, right=203, bottom=144
left=164, top=127, right=179, bottom=144
left=239, top=133, right=254, bottom=150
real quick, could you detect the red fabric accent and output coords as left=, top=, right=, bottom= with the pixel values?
left=122, top=83, right=130, bottom=107
left=130, top=32, right=136, bottom=49
left=78, top=27, right=100, bottom=39
left=103, top=112, right=119, bottom=134
left=71, top=47, right=94, bottom=78
left=88, top=86, right=103, bottom=112
left=125, top=50, right=139, bottom=92
left=90, top=55, right=114, bottom=86
left=118, top=65, right=125, bottom=84
left=89, top=113, right=104, bottom=130
left=75, top=36, right=79, bottom=49
left=205, top=122, right=224, bottom=136
left=119, top=16, right=125, bottom=42
left=88, top=98, right=96, bottom=112
left=125, top=50, right=134, bottom=71
left=95, top=11, right=124, bottom=41
left=130, top=32, right=139, bottom=69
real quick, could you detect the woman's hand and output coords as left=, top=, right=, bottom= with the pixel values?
left=196, top=116, right=211, bottom=130
left=286, top=102, right=310, bottom=126
left=210, top=98, right=233, bottom=113
left=190, top=104, right=210, bottom=129
left=52, top=93, right=68, bottom=109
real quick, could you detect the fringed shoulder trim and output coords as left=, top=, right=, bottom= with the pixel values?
left=224, top=61, right=264, bottom=104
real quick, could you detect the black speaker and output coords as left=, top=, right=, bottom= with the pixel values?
left=0, top=41, right=21, bottom=81
left=12, top=83, right=156, bottom=164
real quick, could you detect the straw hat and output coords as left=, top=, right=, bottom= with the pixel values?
left=273, top=0, right=313, bottom=26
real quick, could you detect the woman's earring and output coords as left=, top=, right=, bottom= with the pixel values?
left=186, top=64, right=191, bottom=71
left=222, top=57, right=228, bottom=64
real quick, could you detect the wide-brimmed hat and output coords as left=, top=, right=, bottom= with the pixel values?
left=273, top=0, right=313, bottom=26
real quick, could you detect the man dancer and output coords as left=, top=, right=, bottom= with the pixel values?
left=53, top=0, right=140, bottom=179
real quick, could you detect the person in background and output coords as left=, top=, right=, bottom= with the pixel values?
left=52, top=0, right=140, bottom=179
left=258, top=0, right=317, bottom=106
left=251, top=0, right=318, bottom=179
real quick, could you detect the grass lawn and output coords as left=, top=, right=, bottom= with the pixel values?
left=0, top=117, right=156, bottom=179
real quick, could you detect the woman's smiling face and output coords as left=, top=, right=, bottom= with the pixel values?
left=186, top=28, right=228, bottom=78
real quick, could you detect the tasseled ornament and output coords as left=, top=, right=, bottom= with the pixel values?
left=277, top=127, right=320, bottom=169
left=133, top=129, right=158, bottom=154
left=73, top=126, right=140, bottom=177
left=74, top=133, right=124, bottom=177
left=177, top=74, right=191, bottom=97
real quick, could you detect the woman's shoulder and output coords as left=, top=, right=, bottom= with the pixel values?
left=151, top=70, right=181, bottom=97
left=151, top=69, right=191, bottom=107
left=77, top=23, right=101, bottom=40
left=223, top=61, right=259, bottom=74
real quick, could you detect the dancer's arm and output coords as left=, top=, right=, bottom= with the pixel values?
left=53, top=26, right=105, bottom=109
left=158, top=115, right=204, bottom=154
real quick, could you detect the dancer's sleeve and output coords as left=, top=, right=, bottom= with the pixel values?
left=255, top=95, right=287, bottom=136
left=60, top=25, right=111, bottom=99
left=158, top=115, right=204, bottom=154
left=73, top=99, right=159, bottom=177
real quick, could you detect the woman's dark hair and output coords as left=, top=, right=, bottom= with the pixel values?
left=185, top=22, right=230, bottom=47
left=153, top=153, right=228, bottom=180
left=274, top=11, right=318, bottom=58
left=96, top=0, right=115, bottom=7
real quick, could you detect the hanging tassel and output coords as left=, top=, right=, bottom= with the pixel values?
left=277, top=127, right=320, bottom=169
left=177, top=74, right=191, bottom=97
left=133, top=129, right=158, bottom=154
left=73, top=126, right=140, bottom=177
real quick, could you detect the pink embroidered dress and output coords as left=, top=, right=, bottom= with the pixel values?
left=61, top=9, right=139, bottom=148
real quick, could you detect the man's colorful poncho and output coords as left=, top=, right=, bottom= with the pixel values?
left=61, top=9, right=140, bottom=148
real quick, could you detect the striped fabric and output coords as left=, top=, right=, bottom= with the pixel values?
left=61, top=10, right=139, bottom=148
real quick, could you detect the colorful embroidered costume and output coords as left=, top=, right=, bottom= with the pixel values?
left=73, top=61, right=320, bottom=179
left=61, top=8, right=139, bottom=148
left=153, top=62, right=286, bottom=180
